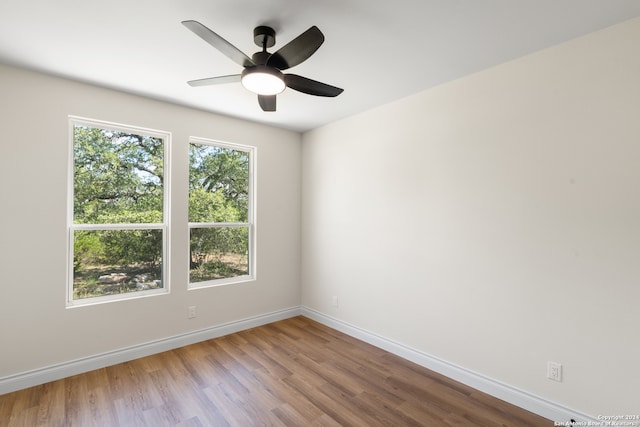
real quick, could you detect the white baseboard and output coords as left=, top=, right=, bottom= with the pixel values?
left=300, top=306, right=597, bottom=425
left=0, top=306, right=302, bottom=395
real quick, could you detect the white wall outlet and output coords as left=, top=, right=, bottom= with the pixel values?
left=547, top=361, right=562, bottom=382
left=331, top=296, right=339, bottom=307
left=188, top=306, right=197, bottom=319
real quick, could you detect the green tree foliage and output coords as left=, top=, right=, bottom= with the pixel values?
left=72, top=126, right=165, bottom=296
left=188, top=144, right=250, bottom=280
left=72, top=127, right=251, bottom=297
left=73, top=126, right=164, bottom=225
left=189, top=144, right=249, bottom=222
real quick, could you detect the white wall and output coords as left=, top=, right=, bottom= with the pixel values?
left=301, top=17, right=640, bottom=416
left=0, top=65, right=301, bottom=379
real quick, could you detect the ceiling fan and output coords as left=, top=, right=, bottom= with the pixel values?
left=182, top=20, right=344, bottom=112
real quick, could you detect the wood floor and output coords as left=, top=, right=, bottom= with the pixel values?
left=0, top=316, right=551, bottom=426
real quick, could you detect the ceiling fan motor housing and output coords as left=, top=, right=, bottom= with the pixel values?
left=252, top=51, right=271, bottom=65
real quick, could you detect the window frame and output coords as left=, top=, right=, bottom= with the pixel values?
left=188, top=136, right=256, bottom=289
left=67, top=116, right=171, bottom=307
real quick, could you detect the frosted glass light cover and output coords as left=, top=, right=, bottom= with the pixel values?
left=241, top=67, right=285, bottom=95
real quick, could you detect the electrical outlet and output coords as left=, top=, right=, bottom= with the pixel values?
left=331, top=296, right=339, bottom=307
left=547, top=361, right=562, bottom=382
left=188, top=306, right=197, bottom=319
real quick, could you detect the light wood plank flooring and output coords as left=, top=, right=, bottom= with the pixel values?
left=0, top=316, right=551, bottom=426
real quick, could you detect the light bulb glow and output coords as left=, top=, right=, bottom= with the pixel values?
left=241, top=66, right=285, bottom=95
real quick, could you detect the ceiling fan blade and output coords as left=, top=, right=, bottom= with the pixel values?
left=267, top=26, right=324, bottom=70
left=182, top=20, right=254, bottom=67
left=187, top=74, right=241, bottom=87
left=284, top=74, right=343, bottom=97
left=258, top=95, right=276, bottom=112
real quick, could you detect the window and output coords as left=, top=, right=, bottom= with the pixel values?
left=68, top=117, right=170, bottom=306
left=189, top=137, right=255, bottom=288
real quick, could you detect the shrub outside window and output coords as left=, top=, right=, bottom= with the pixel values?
left=68, top=117, right=170, bottom=306
left=189, top=138, right=255, bottom=288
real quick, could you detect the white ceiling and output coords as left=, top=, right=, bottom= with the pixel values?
left=1, top=1, right=640, bottom=133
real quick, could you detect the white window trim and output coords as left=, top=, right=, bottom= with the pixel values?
left=66, top=116, right=171, bottom=307
left=188, top=136, right=257, bottom=290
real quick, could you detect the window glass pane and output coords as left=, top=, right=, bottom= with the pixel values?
left=189, top=144, right=249, bottom=223
left=73, top=229, right=163, bottom=299
left=190, top=227, right=249, bottom=283
left=73, top=125, right=164, bottom=224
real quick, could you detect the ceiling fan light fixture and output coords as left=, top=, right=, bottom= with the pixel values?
left=241, top=66, right=285, bottom=95
left=183, top=22, right=342, bottom=111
